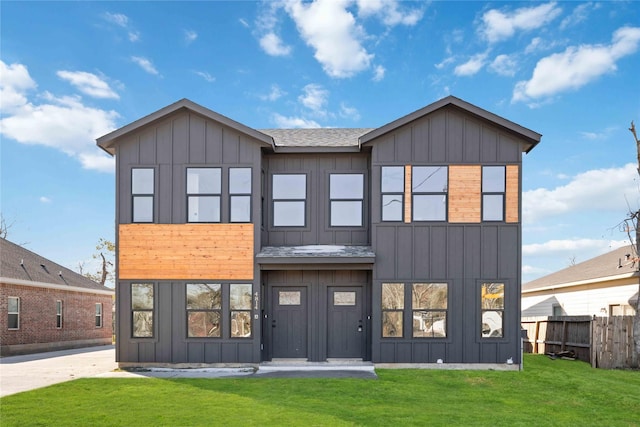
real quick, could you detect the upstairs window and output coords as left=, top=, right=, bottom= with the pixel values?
left=132, top=168, right=154, bottom=222
left=56, top=300, right=63, bottom=329
left=481, top=282, right=504, bottom=338
left=187, top=168, right=221, bottom=222
left=482, top=166, right=505, bottom=221
left=412, top=166, right=447, bottom=221
left=381, top=167, right=404, bottom=221
left=330, top=174, right=364, bottom=227
left=229, top=168, right=252, bottom=222
left=8, top=297, right=20, bottom=330
left=272, top=174, right=306, bottom=227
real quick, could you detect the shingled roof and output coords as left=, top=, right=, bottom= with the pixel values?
left=259, top=128, right=374, bottom=147
left=523, top=245, right=639, bottom=293
left=0, top=238, right=114, bottom=293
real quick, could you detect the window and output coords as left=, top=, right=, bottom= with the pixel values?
left=187, top=168, right=221, bottom=222
left=552, top=304, right=563, bottom=317
left=230, top=284, right=252, bottom=338
left=481, top=282, right=504, bottom=338
left=186, top=283, right=221, bottom=338
left=56, top=300, right=63, bottom=329
left=8, top=297, right=19, bottom=330
left=132, top=283, right=154, bottom=338
left=132, top=168, right=154, bottom=222
left=412, top=166, right=447, bottom=221
left=610, top=304, right=635, bottom=316
left=381, top=167, right=404, bottom=221
left=229, top=168, right=252, bottom=222
left=95, top=303, right=103, bottom=328
left=330, top=174, right=364, bottom=226
left=412, top=283, right=447, bottom=338
left=381, top=283, right=404, bottom=337
left=272, top=174, right=306, bottom=227
left=482, top=166, right=505, bottom=221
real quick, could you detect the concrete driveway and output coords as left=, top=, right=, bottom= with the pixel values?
left=0, top=345, right=117, bottom=397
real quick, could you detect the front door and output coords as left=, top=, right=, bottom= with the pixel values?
left=271, top=286, right=307, bottom=358
left=327, top=286, right=364, bottom=358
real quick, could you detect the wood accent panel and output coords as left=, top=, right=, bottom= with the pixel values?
left=119, top=224, right=254, bottom=280
left=506, top=165, right=519, bottom=223
left=404, top=165, right=412, bottom=223
left=448, top=165, right=481, bottom=223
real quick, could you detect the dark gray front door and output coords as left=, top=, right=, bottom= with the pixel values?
left=272, top=286, right=307, bottom=358
left=327, top=286, right=364, bottom=358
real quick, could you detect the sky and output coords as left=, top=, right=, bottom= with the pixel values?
left=1, top=1, right=640, bottom=286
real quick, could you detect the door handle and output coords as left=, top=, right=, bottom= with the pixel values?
left=272, top=319, right=276, bottom=328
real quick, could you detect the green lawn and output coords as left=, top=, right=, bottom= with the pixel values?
left=1, top=355, right=638, bottom=426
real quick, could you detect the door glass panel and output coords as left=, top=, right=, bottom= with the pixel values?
left=279, top=291, right=301, bottom=305
left=333, top=291, right=356, bottom=306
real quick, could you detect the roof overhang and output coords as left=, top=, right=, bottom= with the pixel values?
left=96, top=98, right=274, bottom=155
left=360, top=95, right=541, bottom=153
left=1, top=277, right=115, bottom=296
left=522, top=271, right=639, bottom=294
left=256, top=245, right=375, bottom=270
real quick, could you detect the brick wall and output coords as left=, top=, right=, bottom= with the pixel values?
left=0, top=283, right=113, bottom=347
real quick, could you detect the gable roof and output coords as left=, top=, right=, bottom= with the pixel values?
left=97, top=98, right=274, bottom=155
left=0, top=238, right=114, bottom=294
left=523, top=245, right=639, bottom=293
left=360, top=95, right=541, bottom=153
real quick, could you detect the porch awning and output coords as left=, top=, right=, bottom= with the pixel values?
left=256, top=245, right=375, bottom=270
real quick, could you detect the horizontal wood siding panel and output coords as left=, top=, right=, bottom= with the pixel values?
left=448, top=165, right=481, bottom=223
left=119, top=224, right=254, bottom=280
left=506, top=165, right=519, bottom=223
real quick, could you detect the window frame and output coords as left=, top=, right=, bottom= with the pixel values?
left=131, top=283, right=155, bottom=339
left=381, top=166, right=405, bottom=222
left=381, top=283, right=405, bottom=338
left=412, top=166, right=448, bottom=222
left=186, top=167, right=222, bottom=223
left=482, top=166, right=506, bottom=222
left=56, top=300, right=63, bottom=329
left=229, top=167, right=252, bottom=223
left=229, top=284, right=253, bottom=339
left=95, top=303, right=103, bottom=328
left=7, top=296, right=20, bottom=330
left=411, top=283, right=448, bottom=338
left=131, top=168, right=155, bottom=223
left=186, top=283, right=222, bottom=339
left=272, top=173, right=307, bottom=228
left=329, top=173, right=364, bottom=227
left=480, top=282, right=505, bottom=339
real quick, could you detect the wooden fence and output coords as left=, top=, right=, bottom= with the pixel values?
left=521, top=316, right=638, bottom=369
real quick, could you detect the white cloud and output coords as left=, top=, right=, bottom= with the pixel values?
left=260, top=84, right=286, bottom=101
left=454, top=53, right=488, bottom=76
left=184, top=29, right=198, bottom=44
left=103, top=12, right=140, bottom=42
left=435, top=56, right=455, bottom=70
left=560, top=2, right=598, bottom=30
left=479, top=2, right=562, bottom=43
left=0, top=61, right=37, bottom=113
left=523, top=163, right=638, bottom=223
left=259, top=32, right=292, bottom=56
left=489, top=54, right=517, bottom=77
left=131, top=56, right=160, bottom=76
left=513, top=26, right=640, bottom=103
left=194, top=71, right=215, bottom=82
left=39, top=196, right=52, bottom=204
left=285, top=0, right=373, bottom=78
left=523, top=238, right=628, bottom=257
left=239, top=18, right=249, bottom=28
left=372, top=65, right=385, bottom=81
left=339, top=102, right=360, bottom=121
left=299, top=83, right=329, bottom=116
left=356, top=0, right=424, bottom=26
left=56, top=70, right=119, bottom=99
left=272, top=113, right=320, bottom=128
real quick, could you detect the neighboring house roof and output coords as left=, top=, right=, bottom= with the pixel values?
left=260, top=128, right=374, bottom=148
left=360, top=95, right=541, bottom=153
left=523, top=245, right=639, bottom=293
left=0, top=238, right=114, bottom=294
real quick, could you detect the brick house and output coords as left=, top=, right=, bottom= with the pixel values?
left=97, top=95, right=540, bottom=368
left=0, top=238, right=114, bottom=356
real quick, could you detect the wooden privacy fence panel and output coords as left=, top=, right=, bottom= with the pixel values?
left=522, top=316, right=638, bottom=369
left=592, top=316, right=638, bottom=369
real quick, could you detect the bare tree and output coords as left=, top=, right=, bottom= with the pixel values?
left=83, top=238, right=115, bottom=287
left=0, top=213, right=15, bottom=239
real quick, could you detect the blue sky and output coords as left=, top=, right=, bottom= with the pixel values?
left=1, top=1, right=639, bottom=285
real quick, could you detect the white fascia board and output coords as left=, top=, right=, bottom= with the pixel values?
left=522, top=272, right=637, bottom=294
left=0, top=277, right=115, bottom=296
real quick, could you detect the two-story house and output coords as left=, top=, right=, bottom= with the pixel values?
left=97, top=95, right=540, bottom=368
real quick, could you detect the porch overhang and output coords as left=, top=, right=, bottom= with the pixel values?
left=256, top=245, right=375, bottom=270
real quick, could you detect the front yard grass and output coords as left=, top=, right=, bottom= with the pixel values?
left=1, top=354, right=638, bottom=426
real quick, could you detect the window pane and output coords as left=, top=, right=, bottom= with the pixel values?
left=187, top=283, right=221, bottom=310
left=187, top=168, right=221, bottom=194
left=334, top=291, right=356, bottom=306
left=230, top=168, right=251, bottom=194
left=231, top=196, right=251, bottom=222
left=482, top=311, right=503, bottom=338
left=56, top=301, right=63, bottom=315
left=382, top=195, right=403, bottom=221
left=96, top=304, right=102, bottom=316
left=230, top=284, right=252, bottom=310
left=8, top=297, right=19, bottom=313
left=413, top=311, right=446, bottom=338
left=412, top=166, right=447, bottom=192
left=279, top=291, right=301, bottom=305
left=382, top=283, right=404, bottom=309
left=231, top=311, right=252, bottom=337
left=413, top=195, right=446, bottom=221
left=8, top=314, right=18, bottom=329
left=381, top=166, right=404, bottom=193
left=482, top=283, right=504, bottom=309
left=132, top=284, right=153, bottom=310
left=330, top=174, right=363, bottom=199
left=188, top=311, right=221, bottom=337
left=132, top=169, right=154, bottom=194
left=273, top=174, right=306, bottom=199
left=412, top=283, right=448, bottom=309
left=331, top=201, right=362, bottom=226
left=188, top=196, right=220, bottom=222
left=133, top=311, right=153, bottom=337
left=482, top=166, right=505, bottom=192
left=483, top=194, right=504, bottom=221
left=273, top=201, right=305, bottom=226
left=382, top=312, right=403, bottom=337
left=133, top=196, right=153, bottom=222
